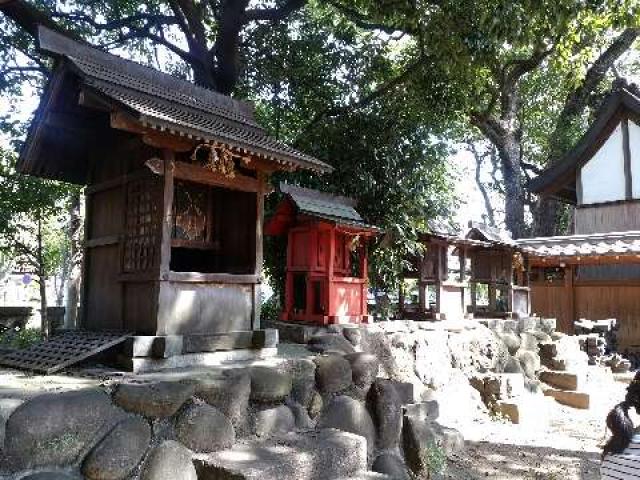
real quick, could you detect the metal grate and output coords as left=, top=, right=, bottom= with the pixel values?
left=0, top=330, right=130, bottom=374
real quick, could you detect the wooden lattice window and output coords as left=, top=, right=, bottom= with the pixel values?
left=123, top=176, right=162, bottom=272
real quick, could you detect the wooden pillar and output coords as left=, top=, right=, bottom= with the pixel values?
left=566, top=264, right=575, bottom=334
left=506, top=250, right=515, bottom=314
left=253, top=172, right=266, bottom=330
left=283, top=230, right=294, bottom=321
left=360, top=242, right=368, bottom=317
left=159, top=149, right=175, bottom=277
left=326, top=226, right=336, bottom=324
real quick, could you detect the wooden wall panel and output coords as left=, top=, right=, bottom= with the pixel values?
left=575, top=285, right=640, bottom=348
left=530, top=284, right=573, bottom=333
left=575, top=202, right=640, bottom=234
left=89, top=188, right=125, bottom=239
left=83, top=245, right=123, bottom=331
left=123, top=282, right=158, bottom=334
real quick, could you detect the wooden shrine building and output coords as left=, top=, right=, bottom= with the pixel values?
left=525, top=82, right=640, bottom=348
left=17, top=28, right=331, bottom=358
left=398, top=222, right=531, bottom=321
left=265, top=184, right=378, bottom=325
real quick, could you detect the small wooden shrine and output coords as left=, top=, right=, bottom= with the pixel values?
left=15, top=27, right=331, bottom=365
left=265, top=184, right=378, bottom=325
left=399, top=222, right=530, bottom=320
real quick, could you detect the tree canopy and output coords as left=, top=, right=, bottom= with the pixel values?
left=1, top=0, right=640, bottom=309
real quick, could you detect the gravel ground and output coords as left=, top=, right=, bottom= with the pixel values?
left=440, top=366, right=634, bottom=480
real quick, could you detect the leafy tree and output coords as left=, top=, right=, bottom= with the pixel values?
left=327, top=0, right=640, bottom=237
left=0, top=147, right=73, bottom=337
left=0, top=0, right=309, bottom=94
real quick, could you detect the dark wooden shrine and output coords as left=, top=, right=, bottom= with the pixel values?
left=265, top=185, right=378, bottom=325
left=17, top=28, right=331, bottom=360
left=399, top=222, right=530, bottom=320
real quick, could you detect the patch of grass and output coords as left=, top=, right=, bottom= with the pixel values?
left=420, top=441, right=447, bottom=478
left=0, top=327, right=42, bottom=349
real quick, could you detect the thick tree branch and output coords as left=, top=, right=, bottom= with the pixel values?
left=50, top=12, right=179, bottom=32
left=553, top=27, right=640, bottom=146
left=326, top=1, right=412, bottom=35
left=0, top=0, right=80, bottom=40
left=245, top=0, right=307, bottom=22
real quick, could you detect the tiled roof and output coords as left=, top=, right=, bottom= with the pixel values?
left=516, top=231, right=640, bottom=258
left=37, top=27, right=332, bottom=173
left=280, top=184, right=378, bottom=231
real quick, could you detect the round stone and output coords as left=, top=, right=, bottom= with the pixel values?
left=82, top=416, right=151, bottom=480
left=315, top=355, right=353, bottom=394
left=113, top=381, right=195, bottom=418
left=372, top=452, right=411, bottom=480
left=140, top=441, right=197, bottom=480
left=175, top=403, right=235, bottom=453
left=317, top=395, right=376, bottom=454
left=343, top=352, right=379, bottom=388
left=249, top=367, right=293, bottom=402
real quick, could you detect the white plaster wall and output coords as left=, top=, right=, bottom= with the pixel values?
left=629, top=120, right=640, bottom=198
left=581, top=123, right=625, bottom=205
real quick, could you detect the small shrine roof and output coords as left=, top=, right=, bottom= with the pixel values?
left=280, top=184, right=379, bottom=231
left=18, top=27, right=332, bottom=181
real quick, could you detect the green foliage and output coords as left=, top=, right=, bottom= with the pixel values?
left=0, top=147, right=74, bottom=280
left=419, top=440, right=447, bottom=478
left=260, top=294, right=282, bottom=325
left=0, top=327, right=41, bottom=349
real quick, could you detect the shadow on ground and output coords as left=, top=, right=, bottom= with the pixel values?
left=444, top=441, right=601, bottom=480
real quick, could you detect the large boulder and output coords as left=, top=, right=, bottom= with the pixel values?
left=113, top=381, right=195, bottom=418
left=403, top=416, right=464, bottom=475
left=502, top=355, right=524, bottom=374
left=253, top=405, right=296, bottom=437
left=4, top=389, right=126, bottom=470
left=250, top=367, right=293, bottom=402
left=289, top=359, right=317, bottom=408
left=315, top=355, right=353, bottom=394
left=344, top=353, right=380, bottom=388
left=82, top=416, right=151, bottom=480
left=140, top=440, right=197, bottom=480
left=175, top=403, right=235, bottom=453
left=370, top=379, right=405, bottom=449
left=289, top=402, right=314, bottom=429
left=196, top=371, right=251, bottom=425
left=516, top=350, right=540, bottom=378
left=318, top=396, right=376, bottom=455
left=308, top=335, right=356, bottom=355
left=199, top=429, right=367, bottom=480
left=499, top=333, right=521, bottom=355
left=372, top=453, right=411, bottom=480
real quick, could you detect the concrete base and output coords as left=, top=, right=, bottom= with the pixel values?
left=118, top=347, right=279, bottom=373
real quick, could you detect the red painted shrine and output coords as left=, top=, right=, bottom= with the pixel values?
left=265, top=185, right=379, bottom=325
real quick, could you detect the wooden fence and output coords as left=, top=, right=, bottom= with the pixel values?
left=531, top=281, right=640, bottom=349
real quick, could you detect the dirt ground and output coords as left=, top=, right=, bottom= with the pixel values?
left=441, top=366, right=633, bottom=480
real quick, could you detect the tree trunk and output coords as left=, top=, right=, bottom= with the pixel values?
left=498, top=137, right=526, bottom=239
left=36, top=215, right=49, bottom=339
left=533, top=197, right=561, bottom=236
left=64, top=191, right=82, bottom=329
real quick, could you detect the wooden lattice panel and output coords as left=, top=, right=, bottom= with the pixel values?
left=0, top=331, right=130, bottom=374
left=123, top=175, right=162, bottom=272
